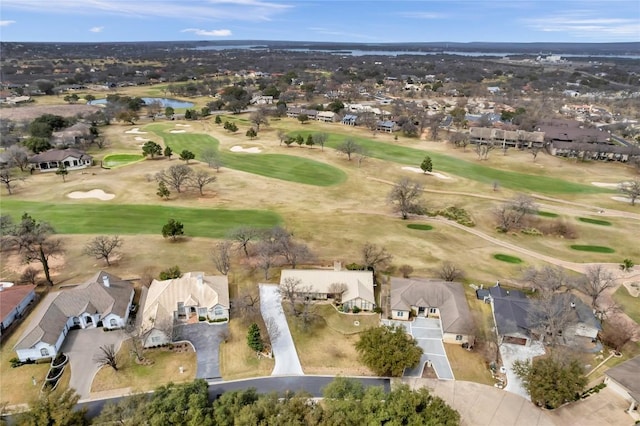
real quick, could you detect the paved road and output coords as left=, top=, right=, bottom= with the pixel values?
left=259, top=284, right=304, bottom=376
left=60, top=328, right=126, bottom=399
left=174, top=322, right=228, bottom=380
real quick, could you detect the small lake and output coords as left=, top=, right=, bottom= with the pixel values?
left=89, top=97, right=194, bottom=108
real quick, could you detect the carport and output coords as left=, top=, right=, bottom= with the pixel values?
left=174, top=322, right=228, bottom=380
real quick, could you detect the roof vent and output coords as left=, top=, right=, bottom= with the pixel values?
left=570, top=302, right=576, bottom=308
left=102, top=275, right=110, bottom=287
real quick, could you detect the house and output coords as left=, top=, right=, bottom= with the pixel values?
left=342, top=114, right=358, bottom=126
left=604, top=356, right=640, bottom=420
left=555, top=293, right=601, bottom=340
left=29, top=148, right=92, bottom=172
left=376, top=120, right=396, bottom=133
left=279, top=263, right=375, bottom=311
left=14, top=272, right=133, bottom=362
left=469, top=127, right=545, bottom=149
left=51, top=122, right=92, bottom=147
left=0, top=283, right=36, bottom=336
left=140, top=272, right=229, bottom=348
left=286, top=107, right=318, bottom=120
left=250, top=95, right=274, bottom=105
left=390, top=278, right=475, bottom=345
left=316, top=111, right=337, bottom=123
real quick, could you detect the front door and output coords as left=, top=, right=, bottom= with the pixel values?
left=418, top=307, right=426, bottom=317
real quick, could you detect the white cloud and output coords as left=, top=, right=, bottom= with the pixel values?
left=90, top=26, right=104, bottom=33
left=181, top=28, right=232, bottom=37
left=525, top=12, right=640, bottom=38
left=0, top=20, right=16, bottom=26
left=0, top=0, right=292, bottom=22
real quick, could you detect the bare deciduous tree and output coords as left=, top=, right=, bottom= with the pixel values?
left=231, top=288, right=260, bottom=324
left=599, top=319, right=635, bottom=353
left=201, top=147, right=223, bottom=171
left=189, top=169, right=216, bottom=196
left=575, top=265, right=615, bottom=311
left=124, top=323, right=145, bottom=362
left=328, top=282, right=349, bottom=303
left=83, top=235, right=123, bottom=266
left=279, top=277, right=303, bottom=314
left=474, top=142, right=495, bottom=160
left=522, top=266, right=571, bottom=293
left=228, top=226, right=259, bottom=257
left=280, top=239, right=314, bottom=269
left=336, top=139, right=362, bottom=161
left=249, top=107, right=269, bottom=132
left=0, top=169, right=25, bottom=195
left=388, top=178, right=425, bottom=219
left=528, top=293, right=577, bottom=346
left=211, top=240, right=232, bottom=275
left=494, top=194, right=538, bottom=232
left=94, top=344, right=119, bottom=371
left=618, top=179, right=640, bottom=206
left=155, top=164, right=193, bottom=193
left=398, top=264, right=414, bottom=278
left=264, top=316, right=281, bottom=342
left=255, top=239, right=280, bottom=280
left=362, top=242, right=393, bottom=274
left=438, top=261, right=465, bottom=282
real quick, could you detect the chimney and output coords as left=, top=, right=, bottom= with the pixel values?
left=197, top=274, right=203, bottom=286
left=334, top=261, right=342, bottom=272
left=102, top=275, right=110, bottom=287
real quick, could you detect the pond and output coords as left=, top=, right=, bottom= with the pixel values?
left=89, top=97, right=194, bottom=108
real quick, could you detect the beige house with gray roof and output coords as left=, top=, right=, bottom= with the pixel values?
left=390, top=277, right=475, bottom=345
left=14, top=271, right=133, bottom=362
left=141, top=272, right=229, bottom=347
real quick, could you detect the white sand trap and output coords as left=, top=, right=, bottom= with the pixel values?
left=401, top=166, right=452, bottom=180
left=611, top=196, right=633, bottom=203
left=134, top=136, right=148, bottom=141
left=67, top=189, right=115, bottom=201
left=170, top=129, right=186, bottom=134
left=592, top=182, right=621, bottom=188
left=124, top=128, right=147, bottom=134
left=175, top=124, right=191, bottom=127
left=230, top=145, right=262, bottom=153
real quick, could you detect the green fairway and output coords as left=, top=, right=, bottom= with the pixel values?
left=537, top=211, right=559, bottom=218
left=407, top=223, right=434, bottom=231
left=493, top=253, right=523, bottom=263
left=578, top=217, right=612, bottom=226
left=148, top=126, right=346, bottom=186
left=102, top=154, right=144, bottom=168
left=570, top=245, right=615, bottom=253
left=291, top=131, right=609, bottom=194
left=612, top=286, right=640, bottom=324
left=1, top=200, right=281, bottom=238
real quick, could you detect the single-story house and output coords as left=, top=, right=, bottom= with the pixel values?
left=51, top=122, right=92, bottom=147
left=604, top=356, right=640, bottom=420
left=250, top=95, right=274, bottom=105
left=14, top=272, right=133, bottom=362
left=390, top=277, right=475, bottom=345
left=555, top=293, right=601, bottom=340
left=29, top=148, right=92, bottom=172
left=342, top=114, right=358, bottom=126
left=0, top=283, right=36, bottom=336
left=279, top=263, right=375, bottom=311
left=140, top=272, right=229, bottom=347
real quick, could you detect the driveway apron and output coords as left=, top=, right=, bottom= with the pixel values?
left=259, top=284, right=303, bottom=376
left=175, top=322, right=227, bottom=380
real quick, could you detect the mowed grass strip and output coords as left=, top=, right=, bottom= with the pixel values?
left=292, top=131, right=609, bottom=194
left=493, top=253, right=523, bottom=263
left=102, top=153, right=144, bottom=168
left=570, top=245, right=615, bottom=253
left=537, top=211, right=559, bottom=218
left=149, top=127, right=346, bottom=186
left=1, top=200, right=281, bottom=238
left=407, top=223, right=434, bottom=231
left=578, top=217, right=612, bottom=226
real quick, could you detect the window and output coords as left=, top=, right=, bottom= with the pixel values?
left=40, top=348, right=50, bottom=357
left=396, top=311, right=404, bottom=317
left=151, top=336, right=161, bottom=343
left=214, top=306, right=224, bottom=316
left=456, top=335, right=463, bottom=341
left=110, top=319, right=117, bottom=327
left=429, top=308, right=437, bottom=314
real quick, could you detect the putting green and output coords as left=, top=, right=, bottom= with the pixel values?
left=570, top=245, right=615, bottom=253
left=493, top=253, right=523, bottom=263
left=407, top=224, right=434, bottom=231
left=577, top=217, right=612, bottom=226
left=102, top=154, right=144, bottom=168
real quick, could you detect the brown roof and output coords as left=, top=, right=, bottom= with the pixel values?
left=29, top=148, right=92, bottom=164
left=537, top=119, right=609, bottom=143
left=390, top=278, right=474, bottom=335
left=14, top=271, right=132, bottom=350
left=0, top=284, right=36, bottom=323
left=605, top=355, right=640, bottom=402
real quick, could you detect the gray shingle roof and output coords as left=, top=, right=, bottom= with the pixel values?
left=605, top=355, right=640, bottom=402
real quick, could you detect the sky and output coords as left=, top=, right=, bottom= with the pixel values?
left=0, top=0, right=639, bottom=44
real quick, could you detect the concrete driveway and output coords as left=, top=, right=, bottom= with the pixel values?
left=60, top=327, right=126, bottom=400
left=499, top=341, right=546, bottom=400
left=174, top=322, right=228, bottom=380
left=259, top=284, right=303, bottom=376
left=383, top=318, right=454, bottom=380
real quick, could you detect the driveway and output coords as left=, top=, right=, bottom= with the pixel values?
left=259, top=284, right=303, bottom=376
left=499, top=341, right=546, bottom=400
left=60, top=327, right=126, bottom=400
left=383, top=318, right=454, bottom=380
left=174, top=322, right=228, bottom=380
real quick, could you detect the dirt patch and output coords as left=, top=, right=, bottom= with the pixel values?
left=124, top=128, right=147, bottom=134
left=0, top=104, right=100, bottom=121
left=401, top=166, right=453, bottom=180
left=67, top=189, right=115, bottom=200
left=230, top=145, right=262, bottom=153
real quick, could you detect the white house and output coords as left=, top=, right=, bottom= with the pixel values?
left=316, top=111, right=337, bottom=122
left=29, top=148, right=92, bottom=172
left=140, top=272, right=229, bottom=347
left=14, top=272, right=133, bottom=362
left=279, top=263, right=375, bottom=311
left=0, top=283, right=36, bottom=336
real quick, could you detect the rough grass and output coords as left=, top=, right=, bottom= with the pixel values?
left=578, top=217, right=612, bottom=226
left=148, top=126, right=347, bottom=186
left=407, top=224, right=434, bottom=231
left=102, top=153, right=145, bottom=168
left=0, top=200, right=281, bottom=237
left=493, top=253, right=524, bottom=263
left=219, top=320, right=274, bottom=380
left=315, top=304, right=380, bottom=334
left=91, top=339, right=196, bottom=393
left=569, top=245, right=615, bottom=253
left=612, top=285, right=640, bottom=324
left=444, top=344, right=493, bottom=385
left=293, top=130, right=610, bottom=194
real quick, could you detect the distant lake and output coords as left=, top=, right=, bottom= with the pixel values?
left=89, top=97, right=194, bottom=108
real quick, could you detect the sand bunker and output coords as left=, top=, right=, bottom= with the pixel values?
left=175, top=124, right=191, bottom=127
left=401, top=166, right=452, bottom=180
left=230, top=145, right=262, bottom=153
left=124, top=128, right=147, bottom=134
left=134, top=136, right=148, bottom=141
left=170, top=129, right=186, bottom=134
left=611, top=196, right=633, bottom=203
left=623, top=281, right=640, bottom=297
left=67, top=189, right=115, bottom=201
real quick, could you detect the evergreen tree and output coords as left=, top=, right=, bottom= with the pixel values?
left=247, top=323, right=264, bottom=352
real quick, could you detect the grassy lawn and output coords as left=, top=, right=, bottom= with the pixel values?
left=577, top=217, right=612, bottom=226
left=407, top=223, right=434, bottom=231
left=493, top=253, right=523, bottom=263
left=91, top=340, right=196, bottom=393
left=314, top=304, right=380, bottom=334
left=219, top=320, right=274, bottom=380
left=292, top=130, right=610, bottom=194
left=148, top=126, right=347, bottom=186
left=444, top=344, right=494, bottom=385
left=570, top=245, right=615, bottom=253
left=612, top=285, right=640, bottom=324
left=102, top=153, right=145, bottom=168
left=0, top=200, right=281, bottom=237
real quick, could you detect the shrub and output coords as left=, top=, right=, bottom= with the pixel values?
left=198, top=316, right=206, bottom=322
left=345, top=263, right=364, bottom=270
left=436, top=206, right=475, bottom=227
left=352, top=306, right=361, bottom=314
left=159, top=265, right=182, bottom=280
left=521, top=227, right=543, bottom=236
left=10, top=357, right=23, bottom=368
left=398, top=264, right=414, bottom=278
